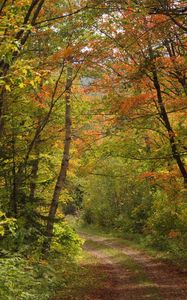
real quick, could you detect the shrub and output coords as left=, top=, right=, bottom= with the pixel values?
left=0, top=256, right=61, bottom=300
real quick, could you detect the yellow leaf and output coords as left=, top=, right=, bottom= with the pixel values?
left=0, top=225, right=4, bottom=236
left=35, top=76, right=41, bottom=84
left=5, top=85, right=11, bottom=92
left=19, top=82, right=25, bottom=88
left=30, top=80, right=35, bottom=87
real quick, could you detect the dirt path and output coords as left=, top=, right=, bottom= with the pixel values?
left=81, top=232, right=187, bottom=300
left=83, top=238, right=159, bottom=300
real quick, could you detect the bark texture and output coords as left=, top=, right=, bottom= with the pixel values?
left=43, top=65, right=73, bottom=252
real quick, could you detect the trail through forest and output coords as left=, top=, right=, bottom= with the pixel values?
left=1, top=1, right=187, bottom=300
left=78, top=233, right=187, bottom=300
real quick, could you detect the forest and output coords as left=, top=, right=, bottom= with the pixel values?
left=0, top=0, right=187, bottom=299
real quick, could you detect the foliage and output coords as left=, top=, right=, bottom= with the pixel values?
left=0, top=211, right=16, bottom=237
left=145, top=191, right=187, bottom=256
left=51, top=221, right=83, bottom=258
left=0, top=256, right=54, bottom=300
left=0, top=221, right=82, bottom=300
left=82, top=157, right=153, bottom=231
left=0, top=0, right=187, bottom=297
left=0, top=254, right=73, bottom=300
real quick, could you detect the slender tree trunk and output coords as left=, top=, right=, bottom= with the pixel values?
left=43, top=65, right=73, bottom=253
left=151, top=66, right=187, bottom=186
left=0, top=0, right=45, bottom=136
left=10, top=129, right=17, bottom=217
left=29, top=153, right=39, bottom=203
left=0, top=0, right=8, bottom=15
left=0, top=86, right=6, bottom=137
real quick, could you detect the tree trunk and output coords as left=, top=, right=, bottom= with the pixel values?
left=10, top=129, right=17, bottom=217
left=29, top=153, right=39, bottom=203
left=43, top=65, right=73, bottom=253
left=0, top=86, right=6, bottom=137
left=151, top=65, right=187, bottom=186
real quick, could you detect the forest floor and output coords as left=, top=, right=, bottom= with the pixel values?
left=53, top=231, right=187, bottom=300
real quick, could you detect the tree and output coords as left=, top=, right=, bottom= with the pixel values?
left=43, top=63, right=73, bottom=252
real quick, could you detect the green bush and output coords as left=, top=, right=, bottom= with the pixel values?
left=0, top=256, right=61, bottom=300
left=0, top=220, right=82, bottom=300
left=51, top=221, right=83, bottom=258
left=145, top=194, right=187, bottom=256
